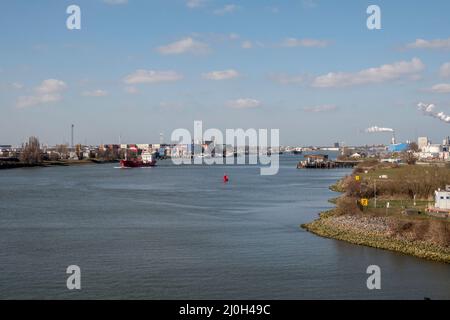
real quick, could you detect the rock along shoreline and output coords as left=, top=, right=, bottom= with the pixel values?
left=302, top=210, right=450, bottom=264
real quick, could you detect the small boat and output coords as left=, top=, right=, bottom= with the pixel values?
left=120, top=151, right=156, bottom=168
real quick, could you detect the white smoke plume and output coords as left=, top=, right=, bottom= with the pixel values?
left=418, top=102, right=450, bottom=123
left=365, top=126, right=395, bottom=133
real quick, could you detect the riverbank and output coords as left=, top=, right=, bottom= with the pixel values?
left=302, top=211, right=450, bottom=263
left=0, top=159, right=118, bottom=170
left=302, top=162, right=450, bottom=264
left=0, top=162, right=39, bottom=170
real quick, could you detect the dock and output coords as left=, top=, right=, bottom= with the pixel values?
left=297, top=154, right=359, bottom=169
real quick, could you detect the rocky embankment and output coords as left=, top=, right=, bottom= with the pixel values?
left=302, top=211, right=450, bottom=264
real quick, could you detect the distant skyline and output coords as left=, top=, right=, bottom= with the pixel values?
left=1, top=0, right=450, bottom=146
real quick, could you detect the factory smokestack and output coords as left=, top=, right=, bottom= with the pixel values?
left=71, top=124, right=74, bottom=149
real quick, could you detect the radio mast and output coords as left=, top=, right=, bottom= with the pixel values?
left=71, top=124, right=74, bottom=150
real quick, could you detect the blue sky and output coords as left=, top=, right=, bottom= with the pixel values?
left=1, top=0, right=450, bottom=146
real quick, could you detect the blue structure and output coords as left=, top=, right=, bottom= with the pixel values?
left=388, top=143, right=409, bottom=153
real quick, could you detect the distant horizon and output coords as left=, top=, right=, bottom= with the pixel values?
left=0, top=121, right=446, bottom=148
left=0, top=135, right=433, bottom=149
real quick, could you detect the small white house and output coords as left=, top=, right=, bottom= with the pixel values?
left=435, top=187, right=450, bottom=210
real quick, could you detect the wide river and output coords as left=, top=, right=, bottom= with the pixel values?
left=0, top=155, right=449, bottom=299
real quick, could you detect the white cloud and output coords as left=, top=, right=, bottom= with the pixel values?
left=214, top=4, right=239, bottom=15
left=440, top=62, right=450, bottom=78
left=241, top=40, right=253, bottom=49
left=17, top=94, right=61, bottom=108
left=227, top=98, right=261, bottom=109
left=281, top=38, right=330, bottom=48
left=156, top=37, right=210, bottom=55
left=186, top=0, right=206, bottom=8
left=406, top=38, right=450, bottom=49
left=312, top=58, right=425, bottom=88
left=82, top=89, right=108, bottom=97
left=428, top=83, right=450, bottom=94
left=303, top=104, right=337, bottom=113
left=124, top=70, right=183, bottom=84
left=102, top=0, right=128, bottom=5
left=124, top=86, right=139, bottom=94
left=270, top=73, right=304, bottom=85
left=16, top=79, right=67, bottom=108
left=35, top=79, right=67, bottom=94
left=202, top=69, right=239, bottom=80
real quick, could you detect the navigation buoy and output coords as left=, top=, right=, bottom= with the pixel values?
left=223, top=174, right=229, bottom=183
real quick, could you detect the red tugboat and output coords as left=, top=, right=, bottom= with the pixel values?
left=120, top=150, right=157, bottom=168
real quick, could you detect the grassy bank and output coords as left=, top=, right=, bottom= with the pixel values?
left=302, top=161, right=450, bottom=264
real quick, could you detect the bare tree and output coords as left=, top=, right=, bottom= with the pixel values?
left=20, top=136, right=42, bottom=165
left=402, top=151, right=417, bottom=165
left=56, top=144, right=69, bottom=159
left=408, top=142, right=419, bottom=152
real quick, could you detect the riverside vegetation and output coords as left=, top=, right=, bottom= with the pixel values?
left=0, top=136, right=119, bottom=169
left=302, top=160, right=450, bottom=263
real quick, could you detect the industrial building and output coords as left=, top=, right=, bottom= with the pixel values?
left=418, top=137, right=429, bottom=151
left=387, top=143, right=409, bottom=153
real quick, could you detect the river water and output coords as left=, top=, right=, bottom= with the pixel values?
left=0, top=155, right=449, bottom=299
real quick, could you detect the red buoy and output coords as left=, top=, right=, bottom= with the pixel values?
left=223, top=174, right=229, bottom=183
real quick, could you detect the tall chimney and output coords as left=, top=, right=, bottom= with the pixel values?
left=71, top=124, right=74, bottom=149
